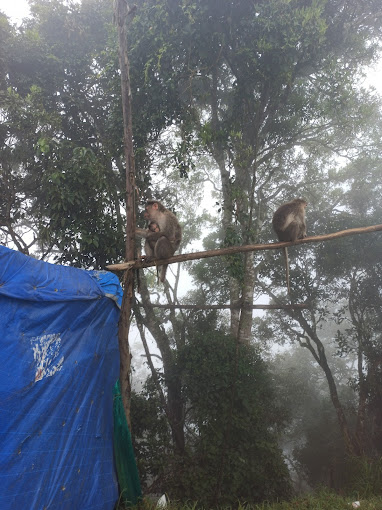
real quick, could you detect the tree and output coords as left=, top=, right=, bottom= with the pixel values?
left=1, top=0, right=126, bottom=266
left=272, top=345, right=356, bottom=490
left=255, top=142, right=382, bottom=458
left=127, top=0, right=382, bottom=344
left=132, top=327, right=292, bottom=505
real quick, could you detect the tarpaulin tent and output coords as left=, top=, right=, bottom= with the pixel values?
left=0, top=245, right=125, bottom=509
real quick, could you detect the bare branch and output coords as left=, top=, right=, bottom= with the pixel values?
left=106, top=223, right=382, bottom=271
left=138, top=303, right=308, bottom=310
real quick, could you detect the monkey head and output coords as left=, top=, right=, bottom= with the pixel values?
left=148, top=221, right=160, bottom=233
left=144, top=200, right=165, bottom=221
left=294, top=198, right=308, bottom=209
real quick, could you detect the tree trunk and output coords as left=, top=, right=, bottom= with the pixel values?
left=294, top=309, right=360, bottom=456
left=136, top=274, right=185, bottom=455
left=115, top=0, right=136, bottom=428
left=237, top=251, right=256, bottom=344
left=260, top=283, right=361, bottom=456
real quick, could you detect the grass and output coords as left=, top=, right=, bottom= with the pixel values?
left=118, top=490, right=382, bottom=510
left=245, top=490, right=382, bottom=509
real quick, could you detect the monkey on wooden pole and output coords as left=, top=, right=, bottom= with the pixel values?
left=272, top=198, right=308, bottom=294
left=136, top=200, right=182, bottom=282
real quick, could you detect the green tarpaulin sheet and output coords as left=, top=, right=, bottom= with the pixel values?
left=113, top=380, right=142, bottom=506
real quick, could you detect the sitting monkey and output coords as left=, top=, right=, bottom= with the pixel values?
left=136, top=201, right=182, bottom=282
left=272, top=198, right=307, bottom=294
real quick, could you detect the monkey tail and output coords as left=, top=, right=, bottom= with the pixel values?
left=283, top=246, right=291, bottom=294
left=159, top=264, right=168, bottom=283
left=155, top=265, right=160, bottom=283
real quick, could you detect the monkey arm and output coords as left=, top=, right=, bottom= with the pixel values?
left=135, top=228, right=149, bottom=238
left=146, top=231, right=167, bottom=242
left=136, top=228, right=167, bottom=241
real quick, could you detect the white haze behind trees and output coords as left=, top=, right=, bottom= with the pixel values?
left=2, top=0, right=30, bottom=24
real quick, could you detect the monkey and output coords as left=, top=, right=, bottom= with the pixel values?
left=272, top=198, right=308, bottom=294
left=148, top=221, right=160, bottom=233
left=144, top=221, right=161, bottom=258
left=136, top=201, right=182, bottom=282
left=139, top=221, right=162, bottom=282
left=135, top=221, right=163, bottom=259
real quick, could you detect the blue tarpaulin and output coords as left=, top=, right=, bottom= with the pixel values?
left=0, top=245, right=123, bottom=509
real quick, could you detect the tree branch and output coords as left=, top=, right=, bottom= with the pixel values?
left=106, top=224, right=382, bottom=271
left=135, top=303, right=308, bottom=310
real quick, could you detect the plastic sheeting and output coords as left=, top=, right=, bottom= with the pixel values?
left=113, top=380, right=142, bottom=506
left=0, top=245, right=123, bottom=510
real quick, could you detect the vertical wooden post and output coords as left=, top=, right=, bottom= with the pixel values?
left=114, top=0, right=136, bottom=429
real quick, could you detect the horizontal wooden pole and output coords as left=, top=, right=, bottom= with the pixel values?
left=106, top=223, right=382, bottom=271
left=136, top=303, right=308, bottom=310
